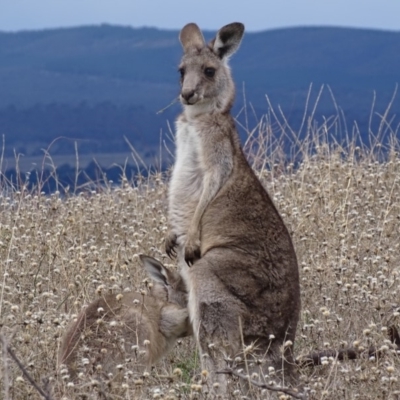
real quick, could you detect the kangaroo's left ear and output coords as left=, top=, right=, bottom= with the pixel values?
left=210, top=22, right=245, bottom=59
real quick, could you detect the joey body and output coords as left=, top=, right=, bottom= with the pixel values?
left=58, top=256, right=191, bottom=379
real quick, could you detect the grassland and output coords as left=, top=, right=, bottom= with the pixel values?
left=1, top=103, right=400, bottom=399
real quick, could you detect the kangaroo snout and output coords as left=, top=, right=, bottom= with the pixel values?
left=180, top=88, right=199, bottom=105
left=180, top=70, right=204, bottom=105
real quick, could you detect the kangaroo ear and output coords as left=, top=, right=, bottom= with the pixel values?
left=179, top=23, right=205, bottom=52
left=140, top=255, right=172, bottom=286
left=211, top=22, right=245, bottom=59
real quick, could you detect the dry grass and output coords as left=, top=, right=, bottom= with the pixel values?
left=1, top=94, right=400, bottom=399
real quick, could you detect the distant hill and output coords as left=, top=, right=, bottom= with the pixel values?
left=0, top=24, right=399, bottom=166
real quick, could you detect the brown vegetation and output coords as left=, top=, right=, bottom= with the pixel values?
left=0, top=97, right=400, bottom=398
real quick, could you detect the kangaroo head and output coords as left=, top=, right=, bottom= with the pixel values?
left=140, top=254, right=188, bottom=309
left=140, top=255, right=192, bottom=339
left=178, top=22, right=245, bottom=116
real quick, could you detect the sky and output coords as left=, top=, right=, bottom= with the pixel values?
left=0, top=0, right=400, bottom=33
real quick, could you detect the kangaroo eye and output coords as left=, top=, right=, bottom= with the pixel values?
left=178, top=67, right=185, bottom=78
left=204, top=67, right=216, bottom=78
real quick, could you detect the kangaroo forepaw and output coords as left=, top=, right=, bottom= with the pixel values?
left=165, top=232, right=178, bottom=259
left=184, top=240, right=201, bottom=266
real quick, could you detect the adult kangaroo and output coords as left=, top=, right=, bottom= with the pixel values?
left=166, top=22, right=301, bottom=394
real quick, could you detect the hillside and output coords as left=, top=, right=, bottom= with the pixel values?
left=0, top=25, right=399, bottom=165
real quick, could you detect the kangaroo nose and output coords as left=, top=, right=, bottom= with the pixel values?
left=181, top=90, right=195, bottom=102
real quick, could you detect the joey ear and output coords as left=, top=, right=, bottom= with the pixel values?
left=179, top=23, right=205, bottom=52
left=211, top=22, right=245, bottom=59
left=140, top=254, right=171, bottom=286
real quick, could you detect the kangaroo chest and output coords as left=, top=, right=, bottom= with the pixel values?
left=168, top=119, right=204, bottom=238
left=174, top=119, right=203, bottom=179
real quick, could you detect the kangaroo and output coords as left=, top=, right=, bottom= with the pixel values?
left=58, top=255, right=191, bottom=379
left=166, top=22, right=301, bottom=394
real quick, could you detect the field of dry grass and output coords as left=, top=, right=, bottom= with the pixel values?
left=1, top=98, right=400, bottom=399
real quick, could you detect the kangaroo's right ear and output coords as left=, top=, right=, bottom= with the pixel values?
left=179, top=23, right=205, bottom=53
left=140, top=255, right=172, bottom=286
left=211, top=22, right=245, bottom=60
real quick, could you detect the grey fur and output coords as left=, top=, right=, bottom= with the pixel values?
left=167, top=22, right=301, bottom=394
